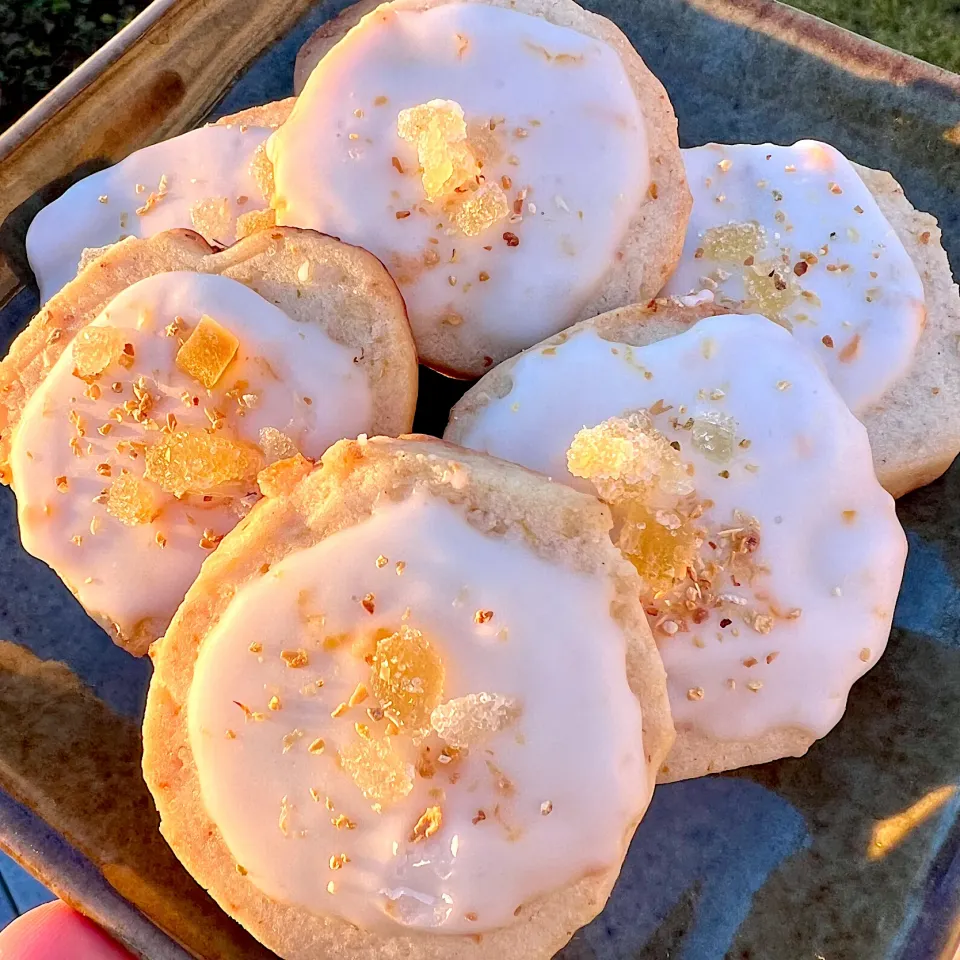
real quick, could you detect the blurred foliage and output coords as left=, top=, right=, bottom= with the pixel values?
left=0, top=0, right=146, bottom=131
left=0, top=0, right=958, bottom=135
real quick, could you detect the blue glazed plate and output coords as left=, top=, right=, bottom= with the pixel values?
left=0, top=1, right=957, bottom=957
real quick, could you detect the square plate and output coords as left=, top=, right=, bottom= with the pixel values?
left=0, top=1, right=958, bottom=957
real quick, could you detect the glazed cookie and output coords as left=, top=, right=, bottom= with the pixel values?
left=26, top=101, right=294, bottom=303
left=143, top=436, right=674, bottom=959
left=446, top=309, right=907, bottom=781
left=267, top=0, right=690, bottom=376
left=1, top=227, right=416, bottom=654
left=662, top=141, right=960, bottom=497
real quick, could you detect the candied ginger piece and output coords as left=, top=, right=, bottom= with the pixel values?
left=72, top=326, right=125, bottom=380
left=340, top=736, right=414, bottom=807
left=250, top=142, right=275, bottom=201
left=371, top=625, right=444, bottom=730
left=236, top=207, right=275, bottom=239
left=452, top=182, right=510, bottom=238
left=744, top=261, right=800, bottom=326
left=691, top=411, right=737, bottom=463
left=257, top=454, right=312, bottom=499
left=701, top=221, right=765, bottom=263
left=105, top=472, right=159, bottom=525
left=430, top=692, right=520, bottom=748
left=569, top=415, right=704, bottom=592
left=617, top=502, right=701, bottom=592
left=189, top=196, right=232, bottom=242
left=77, top=244, right=113, bottom=273
left=567, top=412, right=694, bottom=501
left=145, top=429, right=263, bottom=497
left=397, top=100, right=477, bottom=202
left=175, top=314, right=239, bottom=389
left=259, top=426, right=300, bottom=464
left=465, top=121, right=504, bottom=166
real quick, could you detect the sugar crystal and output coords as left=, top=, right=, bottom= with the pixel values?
left=259, top=426, right=299, bottom=464
left=430, top=692, right=520, bottom=748
left=691, top=411, right=737, bottom=463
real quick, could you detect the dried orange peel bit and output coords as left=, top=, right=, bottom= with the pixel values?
left=175, top=314, right=239, bottom=389
left=105, top=472, right=159, bottom=525
left=371, top=625, right=444, bottom=730
left=340, top=736, right=414, bottom=806
left=72, top=326, right=126, bottom=380
left=145, top=428, right=263, bottom=497
left=409, top=805, right=442, bottom=843
left=397, top=99, right=478, bottom=202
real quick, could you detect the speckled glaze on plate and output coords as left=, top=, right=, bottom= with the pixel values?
left=0, top=1, right=958, bottom=958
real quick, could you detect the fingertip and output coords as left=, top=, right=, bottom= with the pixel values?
left=0, top=900, right=134, bottom=960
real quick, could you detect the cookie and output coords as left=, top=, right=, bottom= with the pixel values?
left=446, top=308, right=907, bottom=781
left=142, top=435, right=674, bottom=958
left=26, top=101, right=294, bottom=303
left=662, top=141, right=960, bottom=497
left=267, top=0, right=690, bottom=376
left=1, top=227, right=417, bottom=654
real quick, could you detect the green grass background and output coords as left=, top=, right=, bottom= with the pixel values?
left=1, top=0, right=959, bottom=132
left=0, top=0, right=141, bottom=131
left=794, top=0, right=960, bottom=73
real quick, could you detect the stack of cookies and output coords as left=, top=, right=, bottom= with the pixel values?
left=3, top=1, right=956, bottom=956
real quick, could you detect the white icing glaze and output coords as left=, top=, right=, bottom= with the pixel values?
left=27, top=125, right=272, bottom=303
left=663, top=141, right=925, bottom=412
left=677, top=290, right=714, bottom=307
left=448, top=314, right=906, bottom=741
left=11, top=272, right=371, bottom=640
left=188, top=491, right=646, bottom=934
left=269, top=2, right=647, bottom=366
